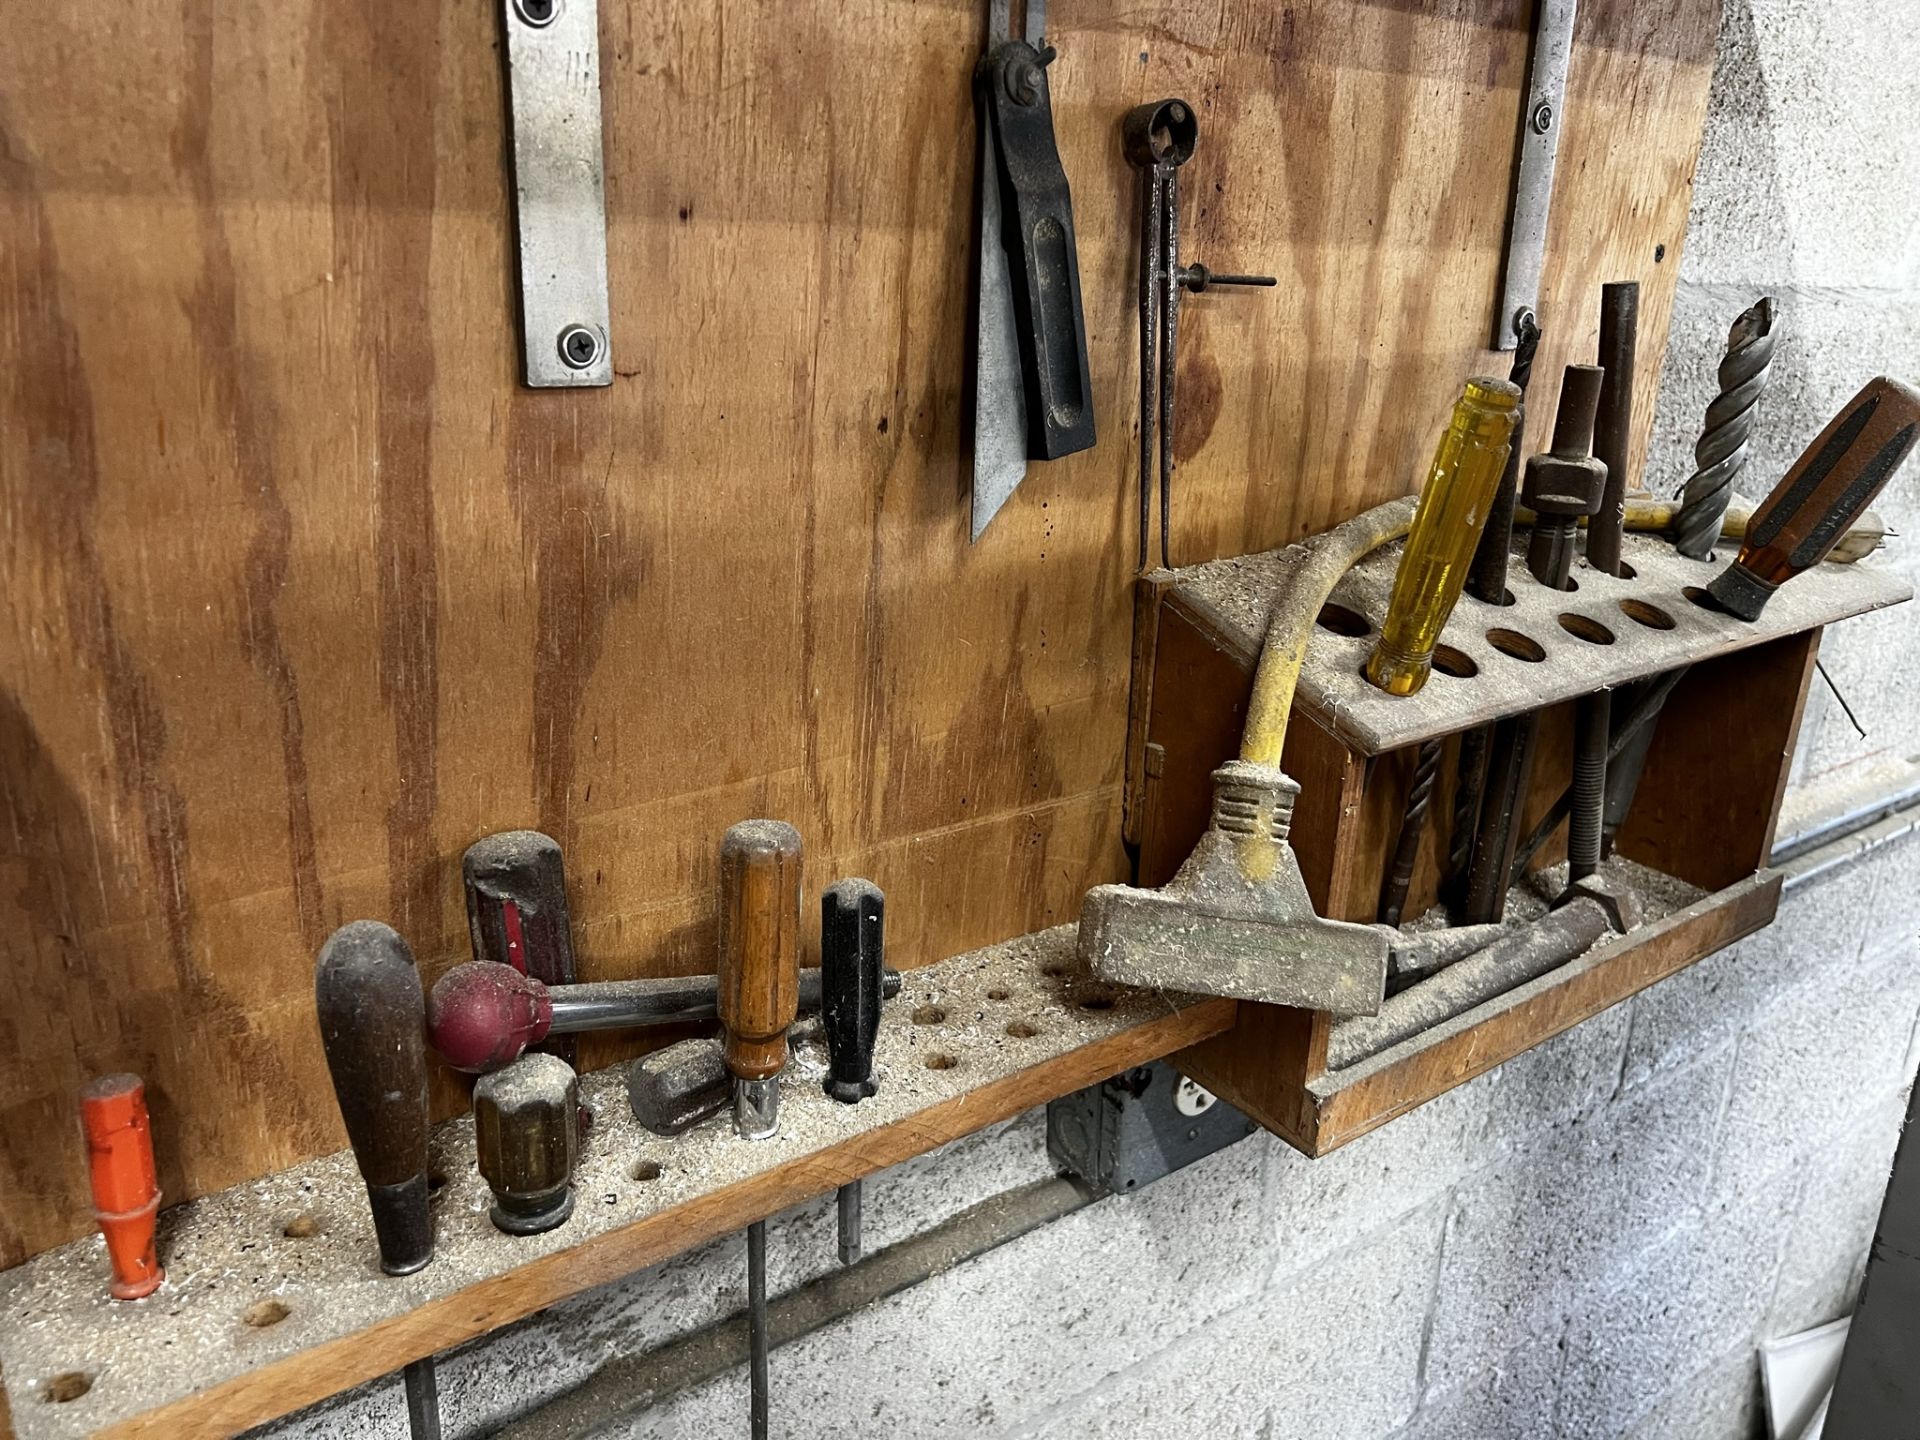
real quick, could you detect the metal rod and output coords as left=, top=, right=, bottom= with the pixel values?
left=1158, top=168, right=1180, bottom=571
left=403, top=1357, right=442, bottom=1440
left=1587, top=281, right=1638, bottom=576
left=1136, top=171, right=1160, bottom=572
left=837, top=1180, right=863, bottom=1267
left=1568, top=690, right=1609, bottom=882
left=748, top=1219, right=769, bottom=1440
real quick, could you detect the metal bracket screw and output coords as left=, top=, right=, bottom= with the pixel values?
left=558, top=324, right=603, bottom=371
left=513, top=0, right=557, bottom=27
left=1531, top=100, right=1555, bottom=134
left=1006, top=45, right=1056, bottom=107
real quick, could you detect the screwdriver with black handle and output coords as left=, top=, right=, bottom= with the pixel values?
left=1364, top=375, right=1522, bottom=924
left=716, top=820, right=802, bottom=1440
left=314, top=921, right=441, bottom=1440
left=821, top=879, right=885, bottom=1265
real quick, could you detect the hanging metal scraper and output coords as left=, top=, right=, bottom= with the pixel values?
left=970, top=0, right=1095, bottom=541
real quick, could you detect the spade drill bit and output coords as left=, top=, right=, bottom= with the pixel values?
left=1674, top=298, right=1776, bottom=560
left=821, top=880, right=885, bottom=1265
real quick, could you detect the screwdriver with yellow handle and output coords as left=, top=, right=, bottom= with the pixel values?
left=1364, top=377, right=1522, bottom=924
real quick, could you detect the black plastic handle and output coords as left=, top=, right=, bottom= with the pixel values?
left=821, top=880, right=885, bottom=1104
left=981, top=40, right=1095, bottom=460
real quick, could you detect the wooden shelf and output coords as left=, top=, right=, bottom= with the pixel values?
left=1126, top=533, right=1910, bottom=1154
left=0, top=931, right=1233, bottom=1440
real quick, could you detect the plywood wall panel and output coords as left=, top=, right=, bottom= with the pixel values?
left=0, top=0, right=1718, bottom=1262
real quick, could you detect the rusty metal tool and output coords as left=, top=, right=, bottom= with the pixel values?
left=717, top=820, right=801, bottom=1440
left=315, top=920, right=440, bottom=1440
left=79, top=1074, right=164, bottom=1300
left=971, top=0, right=1094, bottom=539
left=1123, top=97, right=1275, bottom=571
left=821, top=879, right=885, bottom=1265
left=626, top=1020, right=830, bottom=1137
left=1587, top=282, right=1638, bottom=578
left=474, top=1053, right=580, bottom=1235
left=1709, top=376, right=1920, bottom=619
left=1458, top=367, right=1606, bottom=924
left=1446, top=319, right=1543, bottom=910
left=1675, top=298, right=1776, bottom=559
left=463, top=830, right=578, bottom=1067
left=427, top=959, right=901, bottom=1073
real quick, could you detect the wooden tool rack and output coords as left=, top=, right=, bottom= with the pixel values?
left=1126, top=530, right=1910, bottom=1154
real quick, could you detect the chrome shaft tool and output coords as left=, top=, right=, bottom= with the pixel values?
left=821, top=879, right=885, bottom=1265
left=1123, top=98, right=1275, bottom=571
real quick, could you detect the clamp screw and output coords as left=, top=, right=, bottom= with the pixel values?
left=558, top=324, right=602, bottom=370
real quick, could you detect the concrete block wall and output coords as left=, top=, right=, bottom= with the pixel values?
left=267, top=2, right=1920, bottom=1434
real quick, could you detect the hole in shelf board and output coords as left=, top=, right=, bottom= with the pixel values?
left=282, top=1213, right=321, bottom=1239
left=1618, top=598, right=1676, bottom=630
left=632, top=1159, right=662, bottom=1182
left=1006, top=1020, right=1041, bottom=1039
left=985, top=987, right=1011, bottom=1001
left=910, top=1004, right=946, bottom=1026
left=1683, top=585, right=1733, bottom=616
left=1076, top=990, right=1117, bottom=1011
left=1557, top=613, right=1615, bottom=645
left=43, top=1373, right=91, bottom=1404
left=243, top=1299, right=291, bottom=1328
left=1614, top=559, right=1637, bottom=580
left=1432, top=644, right=1478, bottom=679
left=1315, top=602, right=1371, bottom=638
left=1486, top=627, right=1547, bottom=662
left=427, top=1170, right=449, bottom=1196
left=923, top=1052, right=959, bottom=1071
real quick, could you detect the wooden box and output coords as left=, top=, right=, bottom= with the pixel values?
left=1123, top=531, right=1910, bottom=1155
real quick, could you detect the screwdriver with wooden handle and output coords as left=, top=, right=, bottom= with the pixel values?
left=1707, top=376, right=1920, bottom=619
left=716, top=820, right=802, bottom=1440
left=314, top=921, right=441, bottom=1440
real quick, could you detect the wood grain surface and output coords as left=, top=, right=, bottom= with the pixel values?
left=0, top=0, right=1719, bottom=1264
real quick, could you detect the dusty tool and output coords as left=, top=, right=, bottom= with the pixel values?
left=1493, top=0, right=1576, bottom=350
left=822, top=879, right=885, bottom=1265
left=1123, top=97, right=1276, bottom=571
left=474, top=1053, right=580, bottom=1235
left=79, top=1074, right=164, bottom=1300
left=1674, top=298, right=1776, bottom=559
left=1586, top=283, right=1638, bottom=577
left=1332, top=879, right=1638, bottom=1069
left=716, top=821, right=801, bottom=1440
left=970, top=0, right=1093, bottom=539
left=627, top=1021, right=829, bottom=1137
left=1447, top=319, right=1544, bottom=910
left=1709, top=376, right=1920, bottom=619
left=463, top=830, right=578, bottom=1065
left=1085, top=499, right=1427, bottom=1012
left=1458, top=368, right=1607, bottom=924
left=314, top=920, right=440, bottom=1440
left=427, top=959, right=901, bottom=1073
left=1514, top=494, right=1887, bottom=562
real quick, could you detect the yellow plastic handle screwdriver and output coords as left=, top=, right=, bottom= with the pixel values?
left=1365, top=377, right=1523, bottom=696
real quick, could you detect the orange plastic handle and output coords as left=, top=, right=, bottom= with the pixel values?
left=80, top=1073, right=165, bottom=1300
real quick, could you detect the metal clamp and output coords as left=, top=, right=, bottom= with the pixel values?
left=501, top=0, right=613, bottom=387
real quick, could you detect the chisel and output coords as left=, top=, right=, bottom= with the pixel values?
left=315, top=921, right=440, bottom=1440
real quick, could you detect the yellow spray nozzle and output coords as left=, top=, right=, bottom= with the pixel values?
left=1364, top=377, right=1523, bottom=697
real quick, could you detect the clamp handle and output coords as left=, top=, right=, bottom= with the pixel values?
left=315, top=921, right=433, bottom=1274
left=980, top=39, right=1095, bottom=460
left=1710, top=376, right=1920, bottom=619
left=821, top=880, right=885, bottom=1104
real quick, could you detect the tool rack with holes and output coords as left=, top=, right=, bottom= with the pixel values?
left=0, top=929, right=1234, bottom=1439
left=1124, top=529, right=1910, bottom=1155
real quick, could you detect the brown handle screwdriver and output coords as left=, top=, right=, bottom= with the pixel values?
left=717, top=820, right=803, bottom=1140
left=1708, top=376, right=1920, bottom=619
left=314, top=921, right=441, bottom=1440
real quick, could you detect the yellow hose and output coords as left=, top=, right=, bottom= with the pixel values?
left=1240, top=496, right=1419, bottom=767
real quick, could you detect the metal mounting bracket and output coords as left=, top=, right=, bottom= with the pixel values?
left=1493, top=0, right=1577, bottom=351
left=501, top=0, right=613, bottom=388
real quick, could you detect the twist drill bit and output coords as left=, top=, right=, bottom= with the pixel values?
left=1378, top=737, right=1440, bottom=927
left=1674, top=299, right=1776, bottom=559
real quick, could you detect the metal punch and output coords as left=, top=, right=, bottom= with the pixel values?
left=1123, top=100, right=1275, bottom=572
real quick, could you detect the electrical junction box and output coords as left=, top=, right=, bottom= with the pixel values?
left=1046, top=1060, right=1257, bottom=1196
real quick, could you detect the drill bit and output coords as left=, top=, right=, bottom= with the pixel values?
left=1674, top=298, right=1775, bottom=559
left=1379, top=736, right=1440, bottom=927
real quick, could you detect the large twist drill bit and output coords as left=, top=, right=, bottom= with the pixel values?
left=1673, top=298, right=1775, bottom=559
